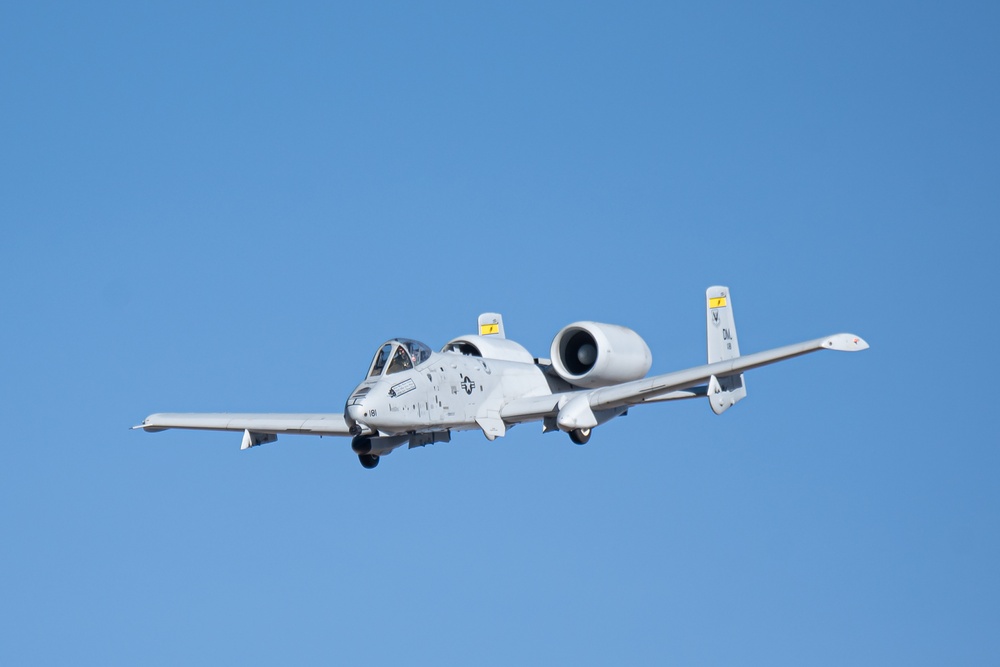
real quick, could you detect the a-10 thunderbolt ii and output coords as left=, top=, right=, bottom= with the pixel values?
left=135, top=287, right=868, bottom=469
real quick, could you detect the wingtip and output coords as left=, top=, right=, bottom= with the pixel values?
left=822, top=333, right=869, bottom=352
left=132, top=416, right=166, bottom=432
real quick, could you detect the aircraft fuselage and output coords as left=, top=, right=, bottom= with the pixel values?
left=345, top=350, right=553, bottom=438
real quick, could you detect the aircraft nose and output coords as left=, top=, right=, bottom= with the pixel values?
left=346, top=403, right=367, bottom=425
left=345, top=394, right=377, bottom=435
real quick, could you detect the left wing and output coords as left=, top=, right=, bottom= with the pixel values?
left=501, top=333, right=868, bottom=430
left=589, top=333, right=868, bottom=410
left=134, top=413, right=351, bottom=448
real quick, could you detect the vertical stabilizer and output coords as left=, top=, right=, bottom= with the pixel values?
left=478, top=313, right=506, bottom=338
left=707, top=286, right=740, bottom=362
left=705, top=286, right=747, bottom=414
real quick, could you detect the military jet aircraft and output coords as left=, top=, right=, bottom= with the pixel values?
left=135, top=286, right=868, bottom=469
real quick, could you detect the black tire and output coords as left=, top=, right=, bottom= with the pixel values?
left=351, top=435, right=372, bottom=455
left=569, top=428, right=592, bottom=445
left=358, top=454, right=380, bottom=469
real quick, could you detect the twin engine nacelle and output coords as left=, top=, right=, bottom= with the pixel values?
left=549, top=322, right=652, bottom=388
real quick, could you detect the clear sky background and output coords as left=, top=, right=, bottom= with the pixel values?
left=1, top=1, right=997, bottom=664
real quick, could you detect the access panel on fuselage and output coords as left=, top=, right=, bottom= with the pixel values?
left=432, top=353, right=492, bottom=428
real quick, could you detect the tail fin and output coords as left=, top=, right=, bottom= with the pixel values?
left=705, top=286, right=747, bottom=414
left=478, top=313, right=505, bottom=338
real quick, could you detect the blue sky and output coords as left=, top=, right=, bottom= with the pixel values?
left=1, top=1, right=997, bottom=664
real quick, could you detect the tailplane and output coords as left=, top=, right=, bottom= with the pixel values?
left=705, top=286, right=747, bottom=414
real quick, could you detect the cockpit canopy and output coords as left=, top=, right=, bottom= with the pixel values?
left=367, top=339, right=432, bottom=378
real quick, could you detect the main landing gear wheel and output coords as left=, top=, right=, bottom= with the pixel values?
left=569, top=428, right=592, bottom=445
left=358, top=454, right=380, bottom=469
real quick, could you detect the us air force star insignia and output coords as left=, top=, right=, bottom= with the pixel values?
left=461, top=376, right=475, bottom=395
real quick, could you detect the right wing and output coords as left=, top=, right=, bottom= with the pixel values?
left=134, top=413, right=352, bottom=448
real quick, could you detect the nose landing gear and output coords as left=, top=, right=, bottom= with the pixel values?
left=352, top=435, right=380, bottom=468
left=351, top=434, right=380, bottom=469
left=358, top=454, right=380, bottom=469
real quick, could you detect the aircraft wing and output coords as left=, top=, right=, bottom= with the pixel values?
left=500, top=333, right=868, bottom=425
left=589, top=333, right=868, bottom=409
left=134, top=413, right=352, bottom=437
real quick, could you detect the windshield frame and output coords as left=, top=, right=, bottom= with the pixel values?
left=366, top=339, right=432, bottom=378
left=367, top=343, right=394, bottom=378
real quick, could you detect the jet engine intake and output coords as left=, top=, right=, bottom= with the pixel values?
left=549, top=321, right=652, bottom=388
